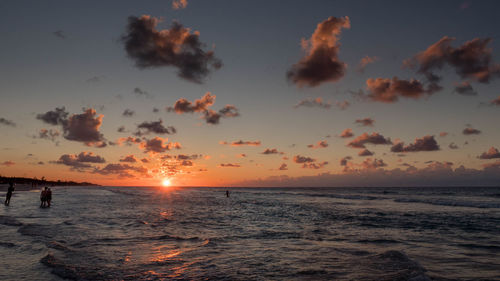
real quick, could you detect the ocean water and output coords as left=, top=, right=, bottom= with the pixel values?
left=1, top=186, right=499, bottom=281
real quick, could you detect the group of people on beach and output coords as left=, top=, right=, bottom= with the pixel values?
left=3, top=182, right=53, bottom=208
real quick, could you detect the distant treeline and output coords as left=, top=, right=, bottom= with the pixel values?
left=0, top=176, right=99, bottom=187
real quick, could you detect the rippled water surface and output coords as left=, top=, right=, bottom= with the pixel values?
left=1, top=186, right=499, bottom=280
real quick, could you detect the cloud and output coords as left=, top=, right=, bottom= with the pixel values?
left=53, top=30, right=66, bottom=39
left=36, top=129, right=60, bottom=142
left=53, top=152, right=105, bottom=170
left=357, top=56, right=379, bottom=72
left=335, top=100, right=350, bottom=110
left=307, top=140, right=328, bottom=149
left=133, top=87, right=153, bottom=99
left=134, top=120, right=176, bottom=136
left=340, top=128, right=354, bottom=138
left=122, top=15, right=222, bottom=83
left=86, top=76, right=105, bottom=83
left=405, top=36, right=500, bottom=85
left=141, top=158, right=149, bottom=163
left=391, top=135, right=440, bottom=153
left=287, top=16, right=350, bottom=87
left=302, top=161, right=328, bottom=169
left=360, top=158, right=387, bottom=169
left=366, top=77, right=435, bottom=103
left=454, top=81, right=477, bottom=96
left=278, top=163, right=288, bottom=171
left=358, top=149, right=374, bottom=156
left=117, top=126, right=126, bottom=133
left=261, top=148, right=281, bottom=155
left=1, top=161, right=15, bottom=166
left=117, top=136, right=142, bottom=146
left=293, top=155, right=315, bottom=164
left=167, top=92, right=239, bottom=124
left=172, top=0, right=188, bottom=10
left=94, top=163, right=148, bottom=178
left=36, top=107, right=69, bottom=126
left=294, top=97, right=331, bottom=109
left=490, top=96, right=500, bottom=106
left=348, top=132, right=392, bottom=148
left=123, top=109, right=135, bottom=117
left=237, top=153, right=247, bottom=158
left=218, top=163, right=241, bottom=168
left=120, top=155, right=138, bottom=163
left=463, top=127, right=481, bottom=135
left=140, top=137, right=181, bottom=153
left=449, top=142, right=459, bottom=149
left=340, top=156, right=352, bottom=166
left=220, top=140, right=261, bottom=146
left=439, top=132, right=448, bottom=137
left=355, top=117, right=375, bottom=127
left=36, top=107, right=106, bottom=147
left=0, top=117, right=16, bottom=127
left=478, top=147, right=500, bottom=159
left=482, top=161, right=500, bottom=169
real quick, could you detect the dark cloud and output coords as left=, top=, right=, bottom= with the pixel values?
left=133, top=87, right=153, bottom=99
left=360, top=158, right=387, bottom=169
left=261, top=148, right=280, bottom=155
left=348, top=132, right=392, bottom=149
left=141, top=158, right=149, bottom=163
left=454, top=81, right=477, bottom=96
left=405, top=36, right=500, bottom=85
left=36, top=107, right=106, bottom=147
left=340, top=156, right=352, bottom=166
left=357, top=56, right=379, bottom=73
left=94, top=163, right=148, bottom=178
left=135, top=120, right=176, bottom=136
left=53, top=30, right=66, bottom=39
left=294, top=97, right=331, bottom=109
left=1, top=161, right=15, bottom=166
left=120, top=155, right=138, bottom=163
left=140, top=137, right=181, bottom=153
left=287, top=16, right=350, bottom=87
left=0, top=117, right=16, bottom=127
left=449, top=142, right=459, bottom=149
left=355, top=118, right=375, bottom=127
left=463, top=127, right=481, bottom=135
left=302, top=161, right=328, bottom=169
left=478, top=147, right=500, bottom=159
left=366, top=77, right=435, bottom=103
left=335, top=100, right=350, bottom=110
left=153, top=107, right=159, bottom=113
left=167, top=92, right=239, bottom=124
left=86, top=76, right=105, bottom=83
left=358, top=149, right=374, bottom=156
left=122, top=15, right=222, bottom=83
left=278, top=163, right=288, bottom=171
left=117, top=126, right=126, bottom=133
left=293, top=155, right=315, bottom=164
left=53, top=152, right=105, bottom=170
left=36, top=107, right=69, bottom=126
left=218, top=163, right=241, bottom=168
left=340, top=128, right=354, bottom=138
left=123, top=109, right=135, bottom=117
left=307, top=140, right=328, bottom=149
left=220, top=140, right=261, bottom=146
left=391, top=135, right=440, bottom=153
left=36, top=129, right=60, bottom=142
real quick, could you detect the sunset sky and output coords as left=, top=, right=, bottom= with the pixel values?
left=1, top=0, right=500, bottom=187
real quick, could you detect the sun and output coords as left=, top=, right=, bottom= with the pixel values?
left=162, top=178, right=171, bottom=187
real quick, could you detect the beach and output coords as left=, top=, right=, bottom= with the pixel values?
left=1, top=186, right=499, bottom=280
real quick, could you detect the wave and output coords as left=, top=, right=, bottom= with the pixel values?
left=394, top=198, right=500, bottom=208
left=0, top=241, right=16, bottom=248
left=17, top=224, right=55, bottom=238
left=357, top=239, right=401, bottom=244
left=40, top=254, right=111, bottom=280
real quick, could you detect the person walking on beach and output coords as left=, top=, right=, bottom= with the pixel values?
left=4, top=182, right=15, bottom=206
left=47, top=188, right=52, bottom=207
left=40, top=187, right=48, bottom=208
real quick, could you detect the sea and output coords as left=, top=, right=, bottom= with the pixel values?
left=1, top=186, right=499, bottom=281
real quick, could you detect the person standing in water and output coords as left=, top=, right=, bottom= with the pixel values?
left=40, top=187, right=48, bottom=208
left=4, top=182, right=15, bottom=206
left=47, top=188, right=52, bottom=207
left=226, top=190, right=230, bottom=198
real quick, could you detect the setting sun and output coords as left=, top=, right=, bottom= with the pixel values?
left=162, top=179, right=171, bottom=187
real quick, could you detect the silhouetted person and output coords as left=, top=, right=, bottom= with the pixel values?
left=226, top=190, right=230, bottom=198
left=4, top=182, right=15, bottom=206
left=40, top=187, right=48, bottom=208
left=47, top=188, right=52, bottom=207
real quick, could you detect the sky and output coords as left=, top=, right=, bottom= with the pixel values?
left=1, top=0, right=500, bottom=187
